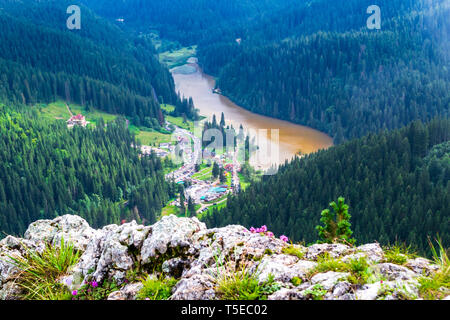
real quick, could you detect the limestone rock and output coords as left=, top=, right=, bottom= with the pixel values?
left=171, top=274, right=216, bottom=300
left=355, top=282, right=382, bottom=300
left=24, top=215, right=96, bottom=251
left=255, top=254, right=316, bottom=283
left=310, top=271, right=350, bottom=291
left=355, top=243, right=384, bottom=263
left=107, top=282, right=143, bottom=300
left=306, top=243, right=350, bottom=261
left=72, top=221, right=150, bottom=285
left=268, top=288, right=306, bottom=300
left=328, top=281, right=354, bottom=300
left=373, top=263, right=417, bottom=281
left=141, top=215, right=206, bottom=264
left=405, top=258, right=439, bottom=276
left=0, top=214, right=438, bottom=300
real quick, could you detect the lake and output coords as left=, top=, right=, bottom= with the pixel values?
left=172, top=63, right=333, bottom=170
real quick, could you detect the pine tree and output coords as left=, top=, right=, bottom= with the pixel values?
left=316, top=197, right=356, bottom=245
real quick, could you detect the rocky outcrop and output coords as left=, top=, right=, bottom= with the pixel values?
left=0, top=215, right=446, bottom=300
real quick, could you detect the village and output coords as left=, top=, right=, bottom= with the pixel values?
left=142, top=122, right=242, bottom=215
left=64, top=105, right=242, bottom=216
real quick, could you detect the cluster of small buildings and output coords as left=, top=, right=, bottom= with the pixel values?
left=184, top=183, right=229, bottom=205
left=67, top=114, right=87, bottom=128
left=141, top=145, right=169, bottom=158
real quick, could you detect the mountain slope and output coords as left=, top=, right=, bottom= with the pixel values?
left=0, top=105, right=172, bottom=237
left=199, top=0, right=450, bottom=142
left=0, top=0, right=177, bottom=125
left=202, top=119, right=450, bottom=254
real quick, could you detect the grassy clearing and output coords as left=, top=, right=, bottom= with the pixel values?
left=192, top=166, right=213, bottom=180
left=161, top=204, right=180, bottom=217
left=159, top=46, right=197, bottom=69
left=37, top=101, right=118, bottom=125
left=166, top=115, right=194, bottom=131
left=198, top=198, right=228, bottom=220
left=238, top=173, right=251, bottom=191
left=135, top=128, right=173, bottom=146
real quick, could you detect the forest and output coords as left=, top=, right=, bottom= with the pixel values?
left=0, top=0, right=178, bottom=126
left=198, top=0, right=449, bottom=143
left=77, top=0, right=293, bottom=45
left=202, top=119, right=450, bottom=255
left=77, top=0, right=449, bottom=143
left=0, top=105, right=173, bottom=237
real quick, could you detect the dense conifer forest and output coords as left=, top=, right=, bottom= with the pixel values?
left=202, top=119, right=450, bottom=254
left=198, top=0, right=450, bottom=142
left=0, top=105, right=171, bottom=237
left=79, top=0, right=449, bottom=142
left=0, top=0, right=178, bottom=126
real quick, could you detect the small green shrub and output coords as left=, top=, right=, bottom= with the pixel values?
left=291, top=277, right=302, bottom=286
left=6, top=238, right=80, bottom=300
left=346, top=257, right=372, bottom=285
left=282, top=245, right=305, bottom=259
left=137, top=276, right=178, bottom=300
left=307, top=253, right=347, bottom=278
left=216, top=270, right=280, bottom=300
left=303, top=284, right=327, bottom=300
left=384, top=243, right=416, bottom=265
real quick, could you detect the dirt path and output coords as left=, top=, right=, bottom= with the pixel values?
left=66, top=103, right=73, bottom=117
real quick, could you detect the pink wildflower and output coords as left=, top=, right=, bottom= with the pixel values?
left=280, top=235, right=289, bottom=242
left=260, top=225, right=268, bottom=233
left=250, top=227, right=256, bottom=233
left=91, top=281, right=98, bottom=288
left=72, top=290, right=78, bottom=296
left=266, top=232, right=274, bottom=237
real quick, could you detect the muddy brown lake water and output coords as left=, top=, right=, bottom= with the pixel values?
left=172, top=63, right=333, bottom=169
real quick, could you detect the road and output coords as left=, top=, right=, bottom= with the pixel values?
left=161, top=121, right=240, bottom=214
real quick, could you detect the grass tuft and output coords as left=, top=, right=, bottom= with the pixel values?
left=383, top=243, right=416, bottom=265
left=418, top=238, right=449, bottom=300
left=137, top=275, right=178, bottom=300
left=7, top=238, right=80, bottom=300
left=282, top=245, right=305, bottom=259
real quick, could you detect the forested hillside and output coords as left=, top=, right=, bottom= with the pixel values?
left=78, top=0, right=292, bottom=45
left=198, top=0, right=450, bottom=142
left=0, top=105, right=173, bottom=237
left=77, top=0, right=449, bottom=143
left=0, top=0, right=177, bottom=126
left=202, top=119, right=450, bottom=255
